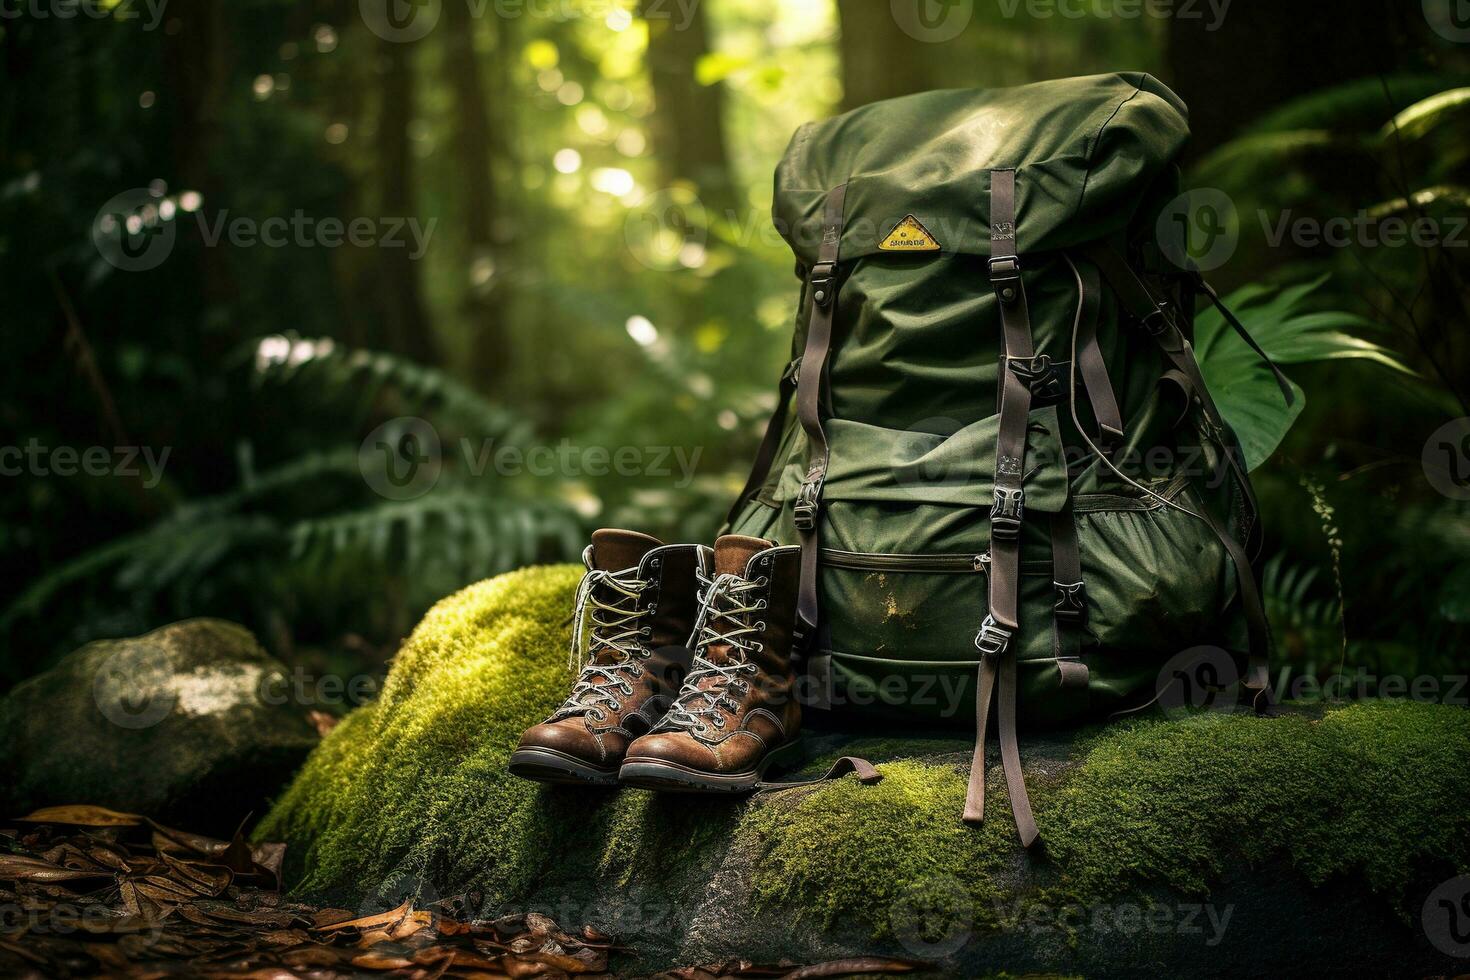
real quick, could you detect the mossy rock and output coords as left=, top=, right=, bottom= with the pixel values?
left=258, top=566, right=1470, bottom=976
left=1, top=619, right=319, bottom=836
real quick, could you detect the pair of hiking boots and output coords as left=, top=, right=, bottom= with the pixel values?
left=509, top=529, right=804, bottom=792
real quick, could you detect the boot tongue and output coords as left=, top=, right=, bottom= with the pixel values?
left=698, top=535, right=773, bottom=669
left=713, top=535, right=771, bottom=578
left=589, top=528, right=663, bottom=572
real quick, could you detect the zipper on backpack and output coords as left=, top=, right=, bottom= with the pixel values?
left=820, top=549, right=1050, bottom=575
left=821, top=549, right=988, bottom=573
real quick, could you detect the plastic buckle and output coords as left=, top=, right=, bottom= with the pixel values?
left=1053, top=581, right=1088, bottom=624
left=809, top=262, right=837, bottom=307
left=989, top=487, right=1024, bottom=540
left=793, top=478, right=823, bottom=532
left=1006, top=353, right=1065, bottom=405
left=1139, top=304, right=1172, bottom=337
left=974, top=615, right=1012, bottom=659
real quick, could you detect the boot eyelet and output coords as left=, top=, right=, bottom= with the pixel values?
left=755, top=599, right=767, bottom=610
left=755, top=576, right=769, bottom=587
left=641, top=626, right=653, bottom=637
left=755, top=621, right=767, bottom=631
left=752, top=643, right=764, bottom=653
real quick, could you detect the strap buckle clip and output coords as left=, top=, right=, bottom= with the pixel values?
left=1006, top=353, right=1066, bottom=405
left=974, top=615, right=1012, bottom=660
left=989, top=487, right=1024, bottom=540
left=793, top=477, right=823, bottom=532
left=1053, top=581, right=1088, bottom=624
left=809, top=262, right=837, bottom=308
left=1139, top=303, right=1172, bottom=337
left=988, top=256, right=1021, bottom=282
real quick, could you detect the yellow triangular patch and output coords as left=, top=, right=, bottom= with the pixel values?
left=878, top=214, right=941, bottom=252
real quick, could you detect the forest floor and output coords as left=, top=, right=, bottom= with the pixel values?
left=0, top=805, right=924, bottom=979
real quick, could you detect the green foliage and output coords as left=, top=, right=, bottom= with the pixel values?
left=260, top=567, right=1470, bottom=939
left=1, top=342, right=585, bottom=661
left=1193, top=277, right=1410, bottom=470
left=1196, top=69, right=1470, bottom=678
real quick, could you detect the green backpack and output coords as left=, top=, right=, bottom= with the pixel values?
left=722, top=73, right=1291, bottom=845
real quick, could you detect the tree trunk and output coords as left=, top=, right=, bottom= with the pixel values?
left=837, top=0, right=933, bottom=112
left=374, top=36, right=437, bottom=365
left=161, top=1, right=232, bottom=363
left=639, top=0, right=737, bottom=216
left=441, top=0, right=512, bottom=390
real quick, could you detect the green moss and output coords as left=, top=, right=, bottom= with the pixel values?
left=741, top=760, right=1017, bottom=934
left=742, top=703, right=1470, bottom=938
left=255, top=564, right=586, bottom=899
left=1041, top=702, right=1470, bottom=909
left=260, top=565, right=1469, bottom=941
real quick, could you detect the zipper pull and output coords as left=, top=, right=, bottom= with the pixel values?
left=973, top=553, right=991, bottom=572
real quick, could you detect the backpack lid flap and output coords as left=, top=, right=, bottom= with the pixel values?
left=773, top=73, right=1189, bottom=265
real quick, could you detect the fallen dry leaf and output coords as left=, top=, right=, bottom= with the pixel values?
left=307, top=709, right=340, bottom=737
left=16, top=804, right=144, bottom=827
left=313, top=897, right=413, bottom=933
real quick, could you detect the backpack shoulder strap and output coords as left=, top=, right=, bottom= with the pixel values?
left=793, top=184, right=849, bottom=645
left=965, top=168, right=1040, bottom=848
left=1080, top=242, right=1279, bottom=709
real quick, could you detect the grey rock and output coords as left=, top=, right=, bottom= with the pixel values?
left=0, top=618, right=318, bottom=835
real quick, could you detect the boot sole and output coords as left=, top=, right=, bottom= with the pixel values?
left=508, top=747, right=621, bottom=787
left=617, top=739, right=804, bottom=794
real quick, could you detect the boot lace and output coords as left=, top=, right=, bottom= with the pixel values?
left=657, top=571, right=766, bottom=734
left=550, top=566, right=653, bottom=722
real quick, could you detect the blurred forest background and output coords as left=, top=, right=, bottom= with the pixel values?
left=2, top=0, right=1468, bottom=696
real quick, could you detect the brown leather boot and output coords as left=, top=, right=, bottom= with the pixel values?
left=618, top=535, right=804, bottom=793
left=509, top=529, right=709, bottom=786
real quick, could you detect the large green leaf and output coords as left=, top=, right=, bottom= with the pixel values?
left=1194, top=277, right=1414, bottom=470
left=1379, top=87, right=1470, bottom=142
